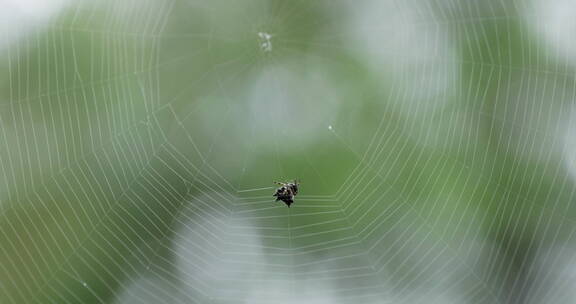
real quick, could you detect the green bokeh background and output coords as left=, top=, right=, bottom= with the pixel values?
left=1, top=0, right=576, bottom=303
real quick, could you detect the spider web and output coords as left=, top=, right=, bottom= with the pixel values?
left=1, top=0, right=576, bottom=303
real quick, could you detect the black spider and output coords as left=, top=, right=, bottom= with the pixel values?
left=273, top=180, right=299, bottom=207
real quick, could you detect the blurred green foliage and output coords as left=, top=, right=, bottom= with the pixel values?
left=1, top=0, right=576, bottom=303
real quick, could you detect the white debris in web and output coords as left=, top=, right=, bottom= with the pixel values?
left=328, top=125, right=333, bottom=130
left=258, top=32, right=273, bottom=52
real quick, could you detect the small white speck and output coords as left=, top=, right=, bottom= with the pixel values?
left=258, top=32, right=273, bottom=52
left=328, top=125, right=333, bottom=130
left=82, top=282, right=88, bottom=287
left=258, top=32, right=271, bottom=40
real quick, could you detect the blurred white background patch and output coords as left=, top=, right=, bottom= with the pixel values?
left=344, top=0, right=458, bottom=113
left=114, top=192, right=345, bottom=304
left=0, top=0, right=69, bottom=50
left=247, top=64, right=341, bottom=149
left=527, top=0, right=576, bottom=67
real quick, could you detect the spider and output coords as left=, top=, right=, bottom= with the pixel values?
left=273, top=180, right=299, bottom=207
